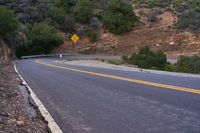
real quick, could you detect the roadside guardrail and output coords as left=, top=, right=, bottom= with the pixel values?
left=21, top=53, right=80, bottom=59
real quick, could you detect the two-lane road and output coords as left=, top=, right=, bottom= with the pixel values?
left=16, top=58, right=200, bottom=133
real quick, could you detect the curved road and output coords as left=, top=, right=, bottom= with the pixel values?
left=16, top=58, right=200, bottom=133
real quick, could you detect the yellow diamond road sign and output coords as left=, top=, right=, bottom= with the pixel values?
left=71, top=34, right=79, bottom=43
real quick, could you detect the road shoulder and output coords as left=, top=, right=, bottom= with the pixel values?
left=0, top=61, right=48, bottom=132
left=14, top=61, right=63, bottom=133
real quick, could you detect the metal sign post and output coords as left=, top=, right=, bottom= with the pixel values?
left=71, top=34, right=79, bottom=52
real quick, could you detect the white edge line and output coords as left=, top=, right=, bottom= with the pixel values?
left=14, top=61, right=63, bottom=133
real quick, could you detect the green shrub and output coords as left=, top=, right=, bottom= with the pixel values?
left=135, top=0, right=161, bottom=6
left=128, top=46, right=167, bottom=70
left=177, top=10, right=200, bottom=32
left=20, top=23, right=63, bottom=56
left=55, top=0, right=70, bottom=11
left=86, top=29, right=98, bottom=42
left=15, top=45, right=30, bottom=59
left=102, top=0, right=138, bottom=34
left=189, top=0, right=200, bottom=12
left=173, top=0, right=183, bottom=7
left=73, top=0, right=93, bottom=23
left=164, top=63, right=176, bottom=72
left=47, top=7, right=66, bottom=29
left=146, top=0, right=160, bottom=5
left=121, top=55, right=129, bottom=62
left=175, top=54, right=200, bottom=74
left=108, top=60, right=123, bottom=65
left=0, top=6, right=19, bottom=38
left=175, top=0, right=200, bottom=32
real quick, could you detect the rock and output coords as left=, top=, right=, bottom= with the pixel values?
left=17, top=120, right=25, bottom=126
left=0, top=117, right=5, bottom=124
left=7, top=119, right=17, bottom=124
left=76, top=26, right=86, bottom=36
left=170, top=42, right=174, bottom=45
left=156, top=44, right=160, bottom=47
left=0, top=112, right=9, bottom=117
left=0, top=87, right=6, bottom=92
left=17, top=116, right=25, bottom=126
left=148, top=11, right=158, bottom=22
left=90, top=17, right=102, bottom=29
left=6, top=92, right=18, bottom=98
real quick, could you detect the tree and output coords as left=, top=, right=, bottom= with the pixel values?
left=175, top=54, right=200, bottom=73
left=73, top=0, right=93, bottom=23
left=102, top=0, right=138, bottom=34
left=129, top=46, right=167, bottom=70
left=27, top=23, right=63, bottom=55
left=47, top=7, right=66, bottom=29
left=55, top=0, right=70, bottom=11
left=0, top=6, right=19, bottom=38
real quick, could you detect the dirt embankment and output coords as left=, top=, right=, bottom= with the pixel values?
left=0, top=41, right=48, bottom=132
left=0, top=41, right=12, bottom=63
left=0, top=62, right=48, bottom=132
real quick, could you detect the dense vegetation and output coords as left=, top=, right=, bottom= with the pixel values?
left=123, top=46, right=200, bottom=74
left=126, top=46, right=167, bottom=70
left=0, top=0, right=140, bottom=57
left=0, top=6, right=19, bottom=38
left=16, top=23, right=63, bottom=58
left=73, top=0, right=93, bottom=23
left=174, top=55, right=200, bottom=74
left=1, top=0, right=200, bottom=59
left=133, top=0, right=200, bottom=32
left=175, top=0, right=200, bottom=32
left=102, top=0, right=138, bottom=34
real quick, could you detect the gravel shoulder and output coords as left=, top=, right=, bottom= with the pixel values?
left=0, top=62, right=48, bottom=133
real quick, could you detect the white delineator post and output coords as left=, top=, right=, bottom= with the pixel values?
left=60, top=54, right=62, bottom=59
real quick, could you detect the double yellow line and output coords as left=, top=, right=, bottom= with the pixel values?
left=36, top=60, right=200, bottom=95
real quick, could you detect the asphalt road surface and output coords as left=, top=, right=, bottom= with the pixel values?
left=16, top=58, right=200, bottom=133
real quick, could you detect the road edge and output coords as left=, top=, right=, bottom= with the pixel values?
left=14, top=61, right=63, bottom=133
left=55, top=60, right=200, bottom=79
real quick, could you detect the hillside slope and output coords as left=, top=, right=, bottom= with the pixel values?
left=1, top=0, right=200, bottom=58
left=55, top=2, right=200, bottom=57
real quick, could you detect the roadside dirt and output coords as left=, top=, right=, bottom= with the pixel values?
left=0, top=62, right=48, bottom=133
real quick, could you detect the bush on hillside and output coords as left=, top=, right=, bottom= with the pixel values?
left=47, top=7, right=66, bottom=30
left=134, top=0, right=175, bottom=7
left=73, top=0, right=93, bottom=23
left=86, top=29, right=98, bottom=42
left=174, top=0, right=200, bottom=32
left=55, top=0, right=70, bottom=11
left=0, top=6, right=19, bottom=38
left=15, top=45, right=30, bottom=59
left=102, top=0, right=138, bottom=34
left=175, top=54, right=200, bottom=74
left=177, top=10, right=200, bottom=32
left=17, top=23, right=63, bottom=57
left=189, top=0, right=200, bottom=12
left=128, top=46, right=167, bottom=70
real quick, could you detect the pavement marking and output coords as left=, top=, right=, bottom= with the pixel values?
left=14, top=62, right=63, bottom=133
left=36, top=60, right=200, bottom=95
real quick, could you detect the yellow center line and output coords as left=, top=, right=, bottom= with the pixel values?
left=35, top=60, right=200, bottom=95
